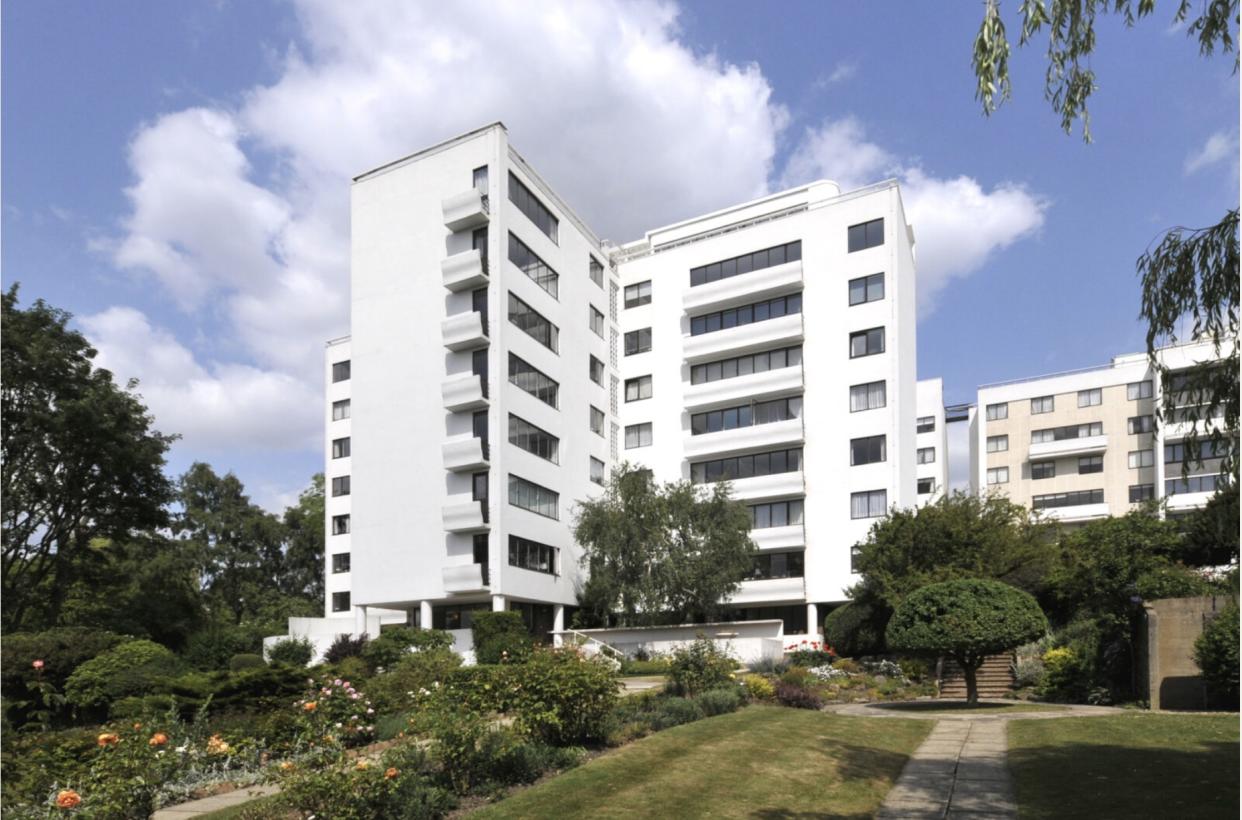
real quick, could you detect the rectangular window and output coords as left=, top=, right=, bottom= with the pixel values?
left=689, top=241, right=802, bottom=287
left=1032, top=489, right=1104, bottom=510
left=509, top=415, right=559, bottom=463
left=690, top=293, right=803, bottom=336
left=590, top=457, right=606, bottom=486
left=1031, top=422, right=1104, bottom=443
left=589, top=355, right=604, bottom=386
left=693, top=346, right=803, bottom=385
left=508, top=474, right=559, bottom=519
left=850, top=489, right=887, bottom=519
left=332, top=360, right=351, bottom=382
left=986, top=402, right=1008, bottom=421
left=332, top=437, right=351, bottom=459
left=1031, top=395, right=1055, bottom=414
left=431, top=603, right=490, bottom=631
left=508, top=172, right=557, bottom=243
left=1032, top=461, right=1056, bottom=480
left=473, top=410, right=489, bottom=442
left=1128, top=415, right=1154, bottom=434
left=848, top=326, right=885, bottom=358
left=690, top=396, right=802, bottom=435
left=625, top=327, right=652, bottom=355
left=590, top=406, right=605, bottom=437
left=589, top=257, right=604, bottom=288
left=1128, top=449, right=1154, bottom=469
left=332, top=553, right=351, bottom=574
left=331, top=592, right=351, bottom=612
left=332, top=399, right=350, bottom=421
left=691, top=447, right=802, bottom=484
left=850, top=435, right=887, bottom=466
left=917, top=477, right=934, bottom=494
left=624, top=422, right=653, bottom=449
left=916, top=417, right=936, bottom=434
left=508, top=292, right=558, bottom=352
left=987, top=467, right=1009, bottom=485
left=1129, top=483, right=1155, bottom=503
left=472, top=288, right=489, bottom=333
left=850, top=380, right=887, bottom=412
left=473, top=165, right=488, bottom=192
left=1166, top=474, right=1221, bottom=495
left=848, top=273, right=885, bottom=306
left=1165, top=439, right=1228, bottom=463
left=589, top=305, right=605, bottom=337
left=748, top=499, right=804, bottom=529
left=750, top=550, right=806, bottom=580
left=1127, top=380, right=1153, bottom=400
left=624, top=280, right=652, bottom=308
left=917, top=447, right=935, bottom=464
left=508, top=535, right=558, bottom=575
left=508, top=233, right=559, bottom=298
left=625, top=375, right=653, bottom=402
left=472, top=471, right=488, bottom=501
left=1078, top=455, right=1104, bottom=474
left=508, top=354, right=558, bottom=408
left=331, top=475, right=350, bottom=496
left=1078, top=388, right=1102, bottom=407
left=331, top=514, right=350, bottom=535
left=987, top=435, right=1009, bottom=453
left=847, top=218, right=884, bottom=252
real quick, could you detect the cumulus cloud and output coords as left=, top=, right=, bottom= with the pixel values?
left=1184, top=130, right=1237, bottom=175
left=813, top=61, right=857, bottom=89
left=781, top=117, right=1048, bottom=313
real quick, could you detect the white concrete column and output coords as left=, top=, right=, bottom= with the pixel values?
left=552, top=604, right=565, bottom=646
left=419, top=600, right=433, bottom=630
left=806, top=603, right=819, bottom=637
left=354, top=605, right=369, bottom=636
left=491, top=594, right=506, bottom=612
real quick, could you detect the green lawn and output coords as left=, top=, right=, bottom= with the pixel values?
left=873, top=701, right=1067, bottom=715
left=470, top=705, right=932, bottom=819
left=1009, top=713, right=1240, bottom=820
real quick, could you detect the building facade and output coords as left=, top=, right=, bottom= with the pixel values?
left=971, top=340, right=1230, bottom=522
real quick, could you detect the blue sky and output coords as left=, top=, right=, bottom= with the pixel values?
left=3, top=0, right=1237, bottom=508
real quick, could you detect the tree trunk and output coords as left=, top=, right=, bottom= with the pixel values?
left=964, top=662, right=979, bottom=705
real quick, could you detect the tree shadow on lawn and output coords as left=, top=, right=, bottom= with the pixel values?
left=748, top=740, right=916, bottom=820
left=870, top=701, right=1057, bottom=713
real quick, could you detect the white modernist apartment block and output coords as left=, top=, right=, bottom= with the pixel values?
left=916, top=378, right=949, bottom=503
left=973, top=339, right=1230, bottom=522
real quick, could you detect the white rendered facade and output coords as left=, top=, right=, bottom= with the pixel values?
left=916, top=378, right=949, bottom=503
left=973, top=339, right=1230, bottom=522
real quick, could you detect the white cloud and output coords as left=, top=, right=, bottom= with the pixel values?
left=781, top=117, right=1048, bottom=313
left=813, top=61, right=857, bottom=89
left=1184, top=130, right=1237, bottom=175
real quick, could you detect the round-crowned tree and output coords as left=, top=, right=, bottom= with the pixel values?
left=886, top=579, right=1048, bottom=704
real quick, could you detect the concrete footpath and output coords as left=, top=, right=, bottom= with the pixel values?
left=876, top=719, right=1015, bottom=819
left=150, top=784, right=278, bottom=819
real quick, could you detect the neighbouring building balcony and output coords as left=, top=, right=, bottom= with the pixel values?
left=442, top=373, right=489, bottom=412
left=682, top=365, right=804, bottom=412
left=682, top=260, right=803, bottom=314
left=1039, top=502, right=1111, bottom=523
left=442, top=562, right=490, bottom=594
left=682, top=313, right=804, bottom=363
left=1028, top=434, right=1108, bottom=460
left=442, top=498, right=490, bottom=533
left=442, top=435, right=490, bottom=472
left=441, top=248, right=489, bottom=292
left=442, top=189, right=490, bottom=232
left=442, top=311, right=489, bottom=351
left=751, top=524, right=806, bottom=551
left=1164, top=490, right=1215, bottom=513
left=683, top=417, right=804, bottom=460
left=729, top=576, right=806, bottom=606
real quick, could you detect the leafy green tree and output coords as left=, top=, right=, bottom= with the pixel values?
left=971, top=0, right=1239, bottom=479
left=1194, top=599, right=1239, bottom=706
left=1178, top=482, right=1240, bottom=567
left=573, top=463, right=756, bottom=626
left=282, top=473, right=325, bottom=601
left=1, top=285, right=175, bottom=631
left=886, top=579, right=1048, bottom=704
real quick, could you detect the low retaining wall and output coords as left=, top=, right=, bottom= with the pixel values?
left=1140, top=595, right=1234, bottom=710
left=554, top=619, right=785, bottom=667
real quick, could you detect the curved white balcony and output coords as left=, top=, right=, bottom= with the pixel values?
left=442, top=189, right=489, bottom=232
left=442, top=498, right=490, bottom=533
left=751, top=524, right=806, bottom=551
left=682, top=261, right=803, bottom=314
left=442, top=563, right=489, bottom=594
left=1029, top=434, right=1107, bottom=460
left=682, top=365, right=803, bottom=412
left=728, top=576, right=805, bottom=605
left=1164, top=490, right=1215, bottom=513
left=722, top=471, right=805, bottom=501
left=442, top=248, right=489, bottom=292
left=684, top=417, right=804, bottom=460
left=442, top=435, right=490, bottom=472
left=442, top=311, right=488, bottom=351
left=1040, top=502, right=1110, bottom=523
left=442, top=373, right=488, bottom=412
left=683, top=313, right=804, bottom=363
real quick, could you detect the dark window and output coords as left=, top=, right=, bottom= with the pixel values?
left=917, top=447, right=935, bottom=464
left=916, top=416, right=935, bottom=433
left=508, top=474, right=558, bottom=519
left=590, top=305, right=605, bottom=337
left=472, top=166, right=488, bottom=192
left=472, top=287, right=489, bottom=331
left=624, top=280, right=652, bottom=308
left=1032, top=489, right=1104, bottom=510
left=590, top=457, right=606, bottom=486
left=690, top=293, right=802, bottom=336
left=508, top=292, right=558, bottom=352
left=472, top=348, right=488, bottom=383
left=332, top=553, right=351, bottom=573
left=1032, top=461, right=1056, bottom=480
left=332, top=399, right=350, bottom=421
left=689, top=240, right=802, bottom=286
left=332, top=437, right=350, bottom=459
left=508, top=354, right=558, bottom=407
left=508, top=535, right=559, bottom=575
left=332, top=514, right=350, bottom=535
left=691, top=447, right=802, bottom=484
left=848, top=273, right=885, bottom=305
left=624, top=422, right=653, bottom=449
left=331, top=592, right=351, bottom=612
left=508, top=172, right=557, bottom=243
left=432, top=603, right=489, bottom=630
left=1165, top=439, right=1228, bottom=463
left=625, top=327, right=652, bottom=355
left=917, top=477, right=934, bottom=494
left=1166, top=474, right=1221, bottom=495
left=473, top=534, right=489, bottom=572
left=1129, top=484, right=1155, bottom=503
left=750, top=550, right=805, bottom=580
left=472, top=471, right=489, bottom=501
left=589, top=257, right=605, bottom=288
left=692, top=346, right=802, bottom=385
left=850, top=435, right=887, bottom=466
left=509, top=415, right=559, bottom=463
left=690, top=396, right=801, bottom=435
left=331, top=476, right=350, bottom=496
left=848, top=327, right=885, bottom=358
left=590, top=406, right=605, bottom=436
left=850, top=489, right=887, bottom=519
left=1031, top=422, right=1104, bottom=443
left=847, top=218, right=884, bottom=252
left=748, top=499, right=804, bottom=528
left=473, top=410, right=489, bottom=442
left=625, top=376, right=653, bottom=402
left=1128, top=415, right=1154, bottom=434
left=589, top=355, right=605, bottom=386
left=508, top=233, right=559, bottom=298
left=1078, top=455, right=1104, bottom=474
left=332, top=360, right=351, bottom=382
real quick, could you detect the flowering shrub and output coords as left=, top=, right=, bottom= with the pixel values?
left=807, top=664, right=848, bottom=681
left=860, top=659, right=906, bottom=680
left=741, top=673, right=775, bottom=700
left=668, top=638, right=737, bottom=696
left=774, top=682, right=823, bottom=710
left=784, top=640, right=836, bottom=668
left=295, top=677, right=376, bottom=749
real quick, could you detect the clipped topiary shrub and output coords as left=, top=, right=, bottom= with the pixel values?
left=886, top=578, right=1048, bottom=704
left=361, top=627, right=455, bottom=672
left=1194, top=599, right=1239, bottom=708
left=228, top=653, right=266, bottom=672
left=824, top=602, right=888, bottom=657
left=64, top=640, right=185, bottom=715
left=267, top=637, right=315, bottom=667
left=471, top=611, right=532, bottom=664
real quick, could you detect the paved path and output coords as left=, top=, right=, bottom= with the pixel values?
left=151, top=784, right=278, bottom=819
left=876, top=719, right=1015, bottom=819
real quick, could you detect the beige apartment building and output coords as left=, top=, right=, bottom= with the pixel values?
left=971, top=339, right=1230, bottom=523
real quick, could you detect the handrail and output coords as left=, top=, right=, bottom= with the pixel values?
left=563, top=628, right=624, bottom=659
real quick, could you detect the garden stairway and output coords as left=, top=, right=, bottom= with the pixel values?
left=939, top=652, right=1015, bottom=699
